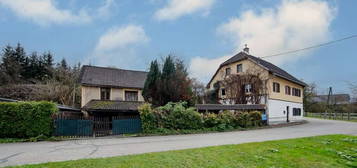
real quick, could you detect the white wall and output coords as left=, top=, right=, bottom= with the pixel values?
left=267, top=99, right=303, bottom=124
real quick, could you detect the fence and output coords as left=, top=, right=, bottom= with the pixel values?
left=53, top=114, right=142, bottom=137
left=305, top=112, right=357, bottom=121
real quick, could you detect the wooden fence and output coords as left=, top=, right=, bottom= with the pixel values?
left=305, top=112, right=357, bottom=121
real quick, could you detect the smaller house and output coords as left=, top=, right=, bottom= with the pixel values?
left=79, top=65, right=148, bottom=118
left=312, top=94, right=351, bottom=105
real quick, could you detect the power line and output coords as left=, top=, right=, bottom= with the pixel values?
left=260, top=34, right=357, bottom=58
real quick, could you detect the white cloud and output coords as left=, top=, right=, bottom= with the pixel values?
left=0, top=0, right=116, bottom=26
left=189, top=55, right=231, bottom=81
left=189, top=0, right=335, bottom=82
left=0, top=0, right=91, bottom=25
left=97, top=0, right=116, bottom=18
left=90, top=25, right=150, bottom=67
left=154, top=0, right=215, bottom=21
left=95, top=25, right=149, bottom=52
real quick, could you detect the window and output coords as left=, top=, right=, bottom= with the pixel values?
left=285, top=86, right=291, bottom=95
left=293, top=108, right=302, bottom=116
left=225, top=68, right=231, bottom=76
left=221, top=88, right=226, bottom=96
left=237, top=64, right=243, bottom=73
left=245, top=84, right=252, bottom=93
left=125, top=91, right=138, bottom=101
left=273, top=82, right=280, bottom=93
left=100, top=87, right=111, bottom=100
left=292, top=88, right=301, bottom=97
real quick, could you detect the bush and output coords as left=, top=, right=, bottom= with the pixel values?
left=138, top=103, right=157, bottom=133
left=139, top=102, right=263, bottom=133
left=250, top=111, right=262, bottom=126
left=0, top=101, right=58, bottom=138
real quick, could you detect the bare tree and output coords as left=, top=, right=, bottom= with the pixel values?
left=221, top=65, right=269, bottom=104
left=191, top=78, right=205, bottom=104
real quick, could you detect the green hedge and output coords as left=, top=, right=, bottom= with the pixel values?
left=0, top=101, right=58, bottom=138
left=139, top=102, right=262, bottom=133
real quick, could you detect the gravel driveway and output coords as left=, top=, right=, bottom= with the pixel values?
left=1, top=118, right=356, bottom=167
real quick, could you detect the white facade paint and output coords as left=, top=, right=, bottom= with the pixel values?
left=267, top=99, right=303, bottom=124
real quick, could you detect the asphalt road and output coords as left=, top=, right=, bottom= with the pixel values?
left=1, top=118, right=356, bottom=167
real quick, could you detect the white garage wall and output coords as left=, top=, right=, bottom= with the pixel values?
left=267, top=99, right=303, bottom=124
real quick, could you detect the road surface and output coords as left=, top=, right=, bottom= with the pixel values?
left=0, top=118, right=356, bottom=167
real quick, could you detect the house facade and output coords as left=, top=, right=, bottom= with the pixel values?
left=79, top=65, right=147, bottom=116
left=207, top=47, right=306, bottom=124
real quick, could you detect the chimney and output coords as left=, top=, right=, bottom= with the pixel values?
left=243, top=44, right=249, bottom=54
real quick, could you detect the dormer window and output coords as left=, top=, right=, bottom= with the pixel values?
left=100, top=87, right=111, bottom=100
left=225, top=68, right=231, bottom=76
left=237, top=64, right=243, bottom=73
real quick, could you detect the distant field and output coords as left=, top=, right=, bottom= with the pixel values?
left=8, top=134, right=357, bottom=168
left=306, top=112, right=357, bottom=122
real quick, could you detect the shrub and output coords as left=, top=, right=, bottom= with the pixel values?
left=218, top=110, right=236, bottom=129
left=0, top=101, right=58, bottom=138
left=249, top=111, right=262, bottom=126
left=202, top=113, right=220, bottom=128
left=139, top=102, right=203, bottom=133
left=138, top=102, right=264, bottom=133
left=139, top=103, right=157, bottom=133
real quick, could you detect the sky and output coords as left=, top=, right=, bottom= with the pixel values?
left=0, top=0, right=356, bottom=95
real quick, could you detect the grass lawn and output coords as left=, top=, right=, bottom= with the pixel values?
left=8, top=134, right=357, bottom=168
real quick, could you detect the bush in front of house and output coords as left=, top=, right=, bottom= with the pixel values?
left=139, top=102, right=263, bottom=134
left=0, top=101, right=58, bottom=138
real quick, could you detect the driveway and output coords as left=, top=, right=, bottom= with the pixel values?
left=1, top=118, right=356, bottom=167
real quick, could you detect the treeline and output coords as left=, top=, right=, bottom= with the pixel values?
left=143, top=55, right=206, bottom=106
left=0, top=43, right=81, bottom=107
left=0, top=43, right=80, bottom=85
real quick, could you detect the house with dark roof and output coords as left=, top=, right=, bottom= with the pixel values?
left=79, top=65, right=148, bottom=116
left=206, top=46, right=306, bottom=124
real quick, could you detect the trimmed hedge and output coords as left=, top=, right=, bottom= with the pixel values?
left=0, top=101, right=58, bottom=138
left=139, top=102, right=262, bottom=133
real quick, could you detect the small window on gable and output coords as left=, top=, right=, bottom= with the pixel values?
left=221, top=88, right=226, bottom=96
left=273, top=82, right=280, bottom=93
left=225, top=68, right=231, bottom=76
left=100, top=87, right=111, bottom=100
left=285, top=86, right=291, bottom=95
left=245, top=84, right=252, bottom=93
left=237, top=64, right=243, bottom=73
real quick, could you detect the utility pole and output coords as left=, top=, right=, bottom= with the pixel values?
left=325, top=87, right=332, bottom=119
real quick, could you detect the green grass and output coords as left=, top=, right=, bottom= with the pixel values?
left=8, top=134, right=357, bottom=168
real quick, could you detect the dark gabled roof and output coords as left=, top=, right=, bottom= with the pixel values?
left=80, top=65, right=148, bottom=89
left=196, top=104, right=266, bottom=111
left=312, top=94, right=351, bottom=105
left=82, top=100, right=144, bottom=112
left=207, top=52, right=307, bottom=88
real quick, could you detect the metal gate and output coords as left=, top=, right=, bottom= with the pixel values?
left=112, top=116, right=142, bottom=134
left=93, top=117, right=111, bottom=137
left=54, top=115, right=141, bottom=137
left=54, top=115, right=92, bottom=137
